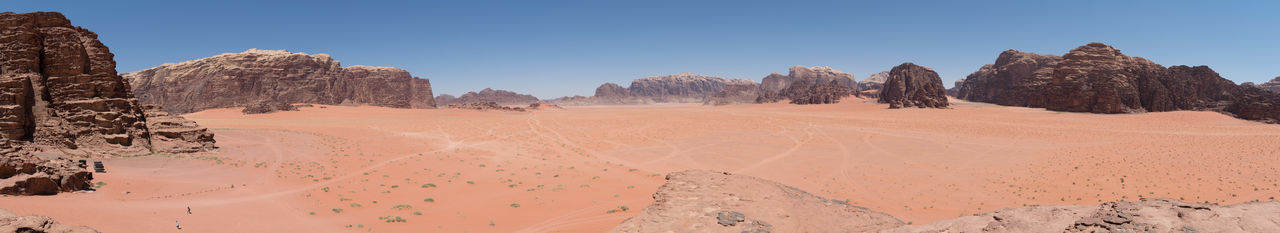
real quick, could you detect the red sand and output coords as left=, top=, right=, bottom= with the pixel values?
left=2, top=98, right=1278, bottom=232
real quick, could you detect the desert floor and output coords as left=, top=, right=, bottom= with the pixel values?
left=2, top=98, right=1279, bottom=232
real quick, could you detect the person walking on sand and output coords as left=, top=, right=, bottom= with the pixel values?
left=176, top=220, right=181, bottom=230
left=187, top=206, right=191, bottom=214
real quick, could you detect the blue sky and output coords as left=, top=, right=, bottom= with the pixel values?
left=9, top=0, right=1279, bottom=98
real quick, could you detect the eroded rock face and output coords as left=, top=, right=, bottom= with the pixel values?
left=608, top=170, right=904, bottom=233
left=435, top=88, right=538, bottom=106
left=787, top=80, right=855, bottom=105
left=946, top=78, right=965, bottom=97
left=124, top=49, right=436, bottom=114
left=0, top=208, right=100, bottom=233
left=879, top=63, right=949, bottom=109
left=758, top=66, right=858, bottom=103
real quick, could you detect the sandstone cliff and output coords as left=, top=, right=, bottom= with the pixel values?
left=879, top=63, right=949, bottom=109
left=435, top=88, right=539, bottom=106
left=704, top=83, right=761, bottom=106
left=124, top=49, right=436, bottom=114
left=614, top=170, right=1280, bottom=233
left=0, top=11, right=213, bottom=157
left=957, top=43, right=1240, bottom=114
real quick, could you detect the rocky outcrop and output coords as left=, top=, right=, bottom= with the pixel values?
left=435, top=88, right=538, bottom=106
left=888, top=198, right=1280, bottom=233
left=445, top=102, right=525, bottom=112
left=787, top=80, right=855, bottom=105
left=609, top=170, right=904, bottom=233
left=758, top=66, right=859, bottom=103
left=1, top=11, right=214, bottom=157
left=615, top=170, right=1280, bottom=233
left=240, top=99, right=298, bottom=115
left=1258, top=76, right=1280, bottom=93
left=704, top=83, right=760, bottom=106
left=124, top=49, right=436, bottom=114
left=593, top=83, right=630, bottom=99
left=626, top=72, right=756, bottom=103
left=946, top=78, right=965, bottom=97
left=141, top=105, right=214, bottom=153
left=954, top=49, right=1061, bottom=107
left=526, top=103, right=562, bottom=110
left=858, top=71, right=889, bottom=91
left=0, top=209, right=99, bottom=233
left=0, top=154, right=92, bottom=195
left=1224, top=86, right=1280, bottom=124
left=958, top=43, right=1241, bottom=114
left=879, top=63, right=949, bottom=109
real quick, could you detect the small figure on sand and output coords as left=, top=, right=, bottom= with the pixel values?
left=187, top=206, right=192, bottom=214
left=176, top=220, right=181, bottom=230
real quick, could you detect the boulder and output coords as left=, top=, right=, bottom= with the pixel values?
left=879, top=63, right=949, bottom=109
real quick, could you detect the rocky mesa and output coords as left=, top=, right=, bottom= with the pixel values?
left=123, top=49, right=437, bottom=114
left=757, top=66, right=859, bottom=103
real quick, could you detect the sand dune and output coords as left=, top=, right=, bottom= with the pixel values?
left=2, top=98, right=1277, bottom=232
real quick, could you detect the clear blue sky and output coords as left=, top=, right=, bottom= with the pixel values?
left=9, top=0, right=1279, bottom=99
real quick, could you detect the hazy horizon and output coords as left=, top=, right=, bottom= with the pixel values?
left=9, top=0, right=1279, bottom=99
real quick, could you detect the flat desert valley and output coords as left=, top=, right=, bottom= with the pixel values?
left=2, top=98, right=1278, bottom=232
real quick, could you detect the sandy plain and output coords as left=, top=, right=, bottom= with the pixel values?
left=1, top=97, right=1278, bottom=232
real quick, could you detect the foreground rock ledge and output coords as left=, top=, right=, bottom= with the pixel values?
left=0, top=208, right=99, bottom=233
left=612, top=170, right=1280, bottom=233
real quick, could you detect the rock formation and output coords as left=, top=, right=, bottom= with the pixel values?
left=526, top=103, right=562, bottom=110
left=609, top=170, right=904, bottom=233
left=704, top=83, right=761, bottom=106
left=1258, top=76, right=1280, bottom=93
left=435, top=88, right=539, bottom=106
left=625, top=72, right=756, bottom=103
left=946, top=78, right=965, bottom=97
left=445, top=102, right=526, bottom=112
left=593, top=83, right=630, bottom=99
left=240, top=99, right=299, bottom=115
left=0, top=209, right=99, bottom=233
left=0, top=11, right=213, bottom=157
left=957, top=43, right=1240, bottom=113
left=0, top=154, right=92, bottom=195
left=141, top=105, right=215, bottom=153
left=953, top=49, right=1061, bottom=107
left=787, top=80, right=855, bottom=105
left=124, top=49, right=436, bottom=114
left=758, top=66, right=858, bottom=103
left=879, top=63, right=949, bottom=108
left=858, top=71, right=889, bottom=91
left=1224, top=86, right=1280, bottom=124
left=615, top=170, right=1280, bottom=233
